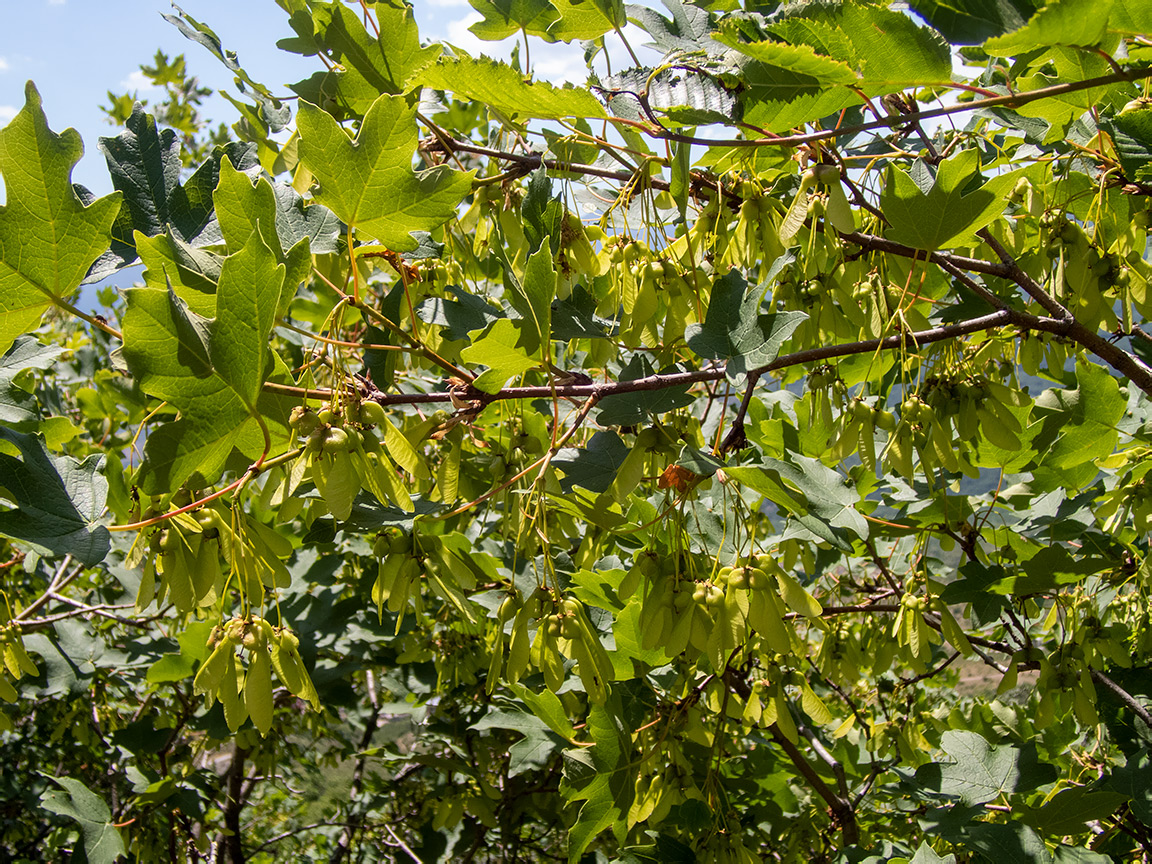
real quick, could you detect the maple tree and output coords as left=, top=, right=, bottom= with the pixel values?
left=4, top=0, right=1152, bottom=861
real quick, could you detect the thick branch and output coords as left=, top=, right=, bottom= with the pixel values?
left=263, top=309, right=1071, bottom=413
left=977, top=229, right=1071, bottom=320
left=976, top=229, right=1152, bottom=397
left=644, top=65, right=1152, bottom=149
left=221, top=745, right=250, bottom=864
left=768, top=723, right=859, bottom=846
left=1090, top=669, right=1152, bottom=729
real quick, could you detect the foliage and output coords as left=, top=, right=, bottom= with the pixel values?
left=5, top=0, right=1152, bottom=861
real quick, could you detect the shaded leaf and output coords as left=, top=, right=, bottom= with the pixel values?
left=39, top=775, right=126, bottom=864
left=417, top=285, right=505, bottom=342
left=553, top=431, right=630, bottom=493
left=88, top=103, right=181, bottom=281
left=685, top=269, right=808, bottom=380
left=916, top=731, right=1056, bottom=805
left=907, top=0, right=1038, bottom=44
left=0, top=427, right=110, bottom=566
left=0, top=336, right=65, bottom=425
left=596, top=355, right=695, bottom=426
left=471, top=707, right=565, bottom=775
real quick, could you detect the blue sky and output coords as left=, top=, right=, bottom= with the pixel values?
left=0, top=0, right=593, bottom=195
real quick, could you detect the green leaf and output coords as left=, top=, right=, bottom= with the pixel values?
left=460, top=318, right=540, bottom=393
left=1107, top=107, right=1152, bottom=183
left=959, top=821, right=1052, bottom=864
left=1051, top=847, right=1114, bottom=864
left=881, top=150, right=1020, bottom=250
left=297, top=93, right=473, bottom=252
left=685, top=269, right=808, bottom=379
left=1109, top=0, right=1152, bottom=36
left=39, top=775, right=126, bottom=864
left=0, top=82, right=120, bottom=355
left=563, top=697, right=632, bottom=861
left=984, top=0, right=1112, bottom=54
left=547, top=0, right=625, bottom=40
left=121, top=231, right=292, bottom=493
left=423, top=55, right=607, bottom=120
left=508, top=244, right=556, bottom=357
left=213, top=158, right=311, bottom=315
left=0, top=427, right=110, bottom=566
left=917, top=730, right=1056, bottom=805
left=510, top=683, right=578, bottom=740
left=468, top=0, right=559, bottom=41
left=321, top=1, right=440, bottom=96
left=209, top=225, right=286, bottom=409
left=136, top=228, right=222, bottom=318
left=1031, top=360, right=1125, bottom=474
left=0, top=335, right=65, bottom=426
left=471, top=707, right=565, bottom=775
left=762, top=4, right=952, bottom=95
left=713, top=35, right=858, bottom=87
left=1018, top=785, right=1126, bottom=835
left=521, top=167, right=564, bottom=254
left=739, top=61, right=860, bottom=132
left=146, top=653, right=196, bottom=684
left=910, top=842, right=957, bottom=864
left=907, top=0, right=1038, bottom=44
left=726, top=455, right=867, bottom=549
left=840, top=3, right=953, bottom=93
left=88, top=103, right=181, bottom=281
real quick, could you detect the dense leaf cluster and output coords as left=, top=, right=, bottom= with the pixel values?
left=4, top=0, right=1152, bottom=861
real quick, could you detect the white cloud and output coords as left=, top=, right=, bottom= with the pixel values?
left=534, top=46, right=586, bottom=85
left=446, top=12, right=488, bottom=56
left=0, top=58, right=8, bottom=73
left=47, top=0, right=66, bottom=5
left=442, top=13, right=588, bottom=83
left=0, top=106, right=17, bottom=123
left=427, top=0, right=470, bottom=6
left=120, top=69, right=160, bottom=93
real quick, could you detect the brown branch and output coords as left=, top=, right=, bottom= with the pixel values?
left=977, top=229, right=1071, bottom=320
left=222, top=745, right=250, bottom=864
left=976, top=228, right=1152, bottom=397
left=768, top=723, right=859, bottom=845
left=797, top=721, right=851, bottom=802
left=1091, top=669, right=1152, bottom=729
left=261, top=309, right=1075, bottom=416
left=641, top=65, right=1152, bottom=149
